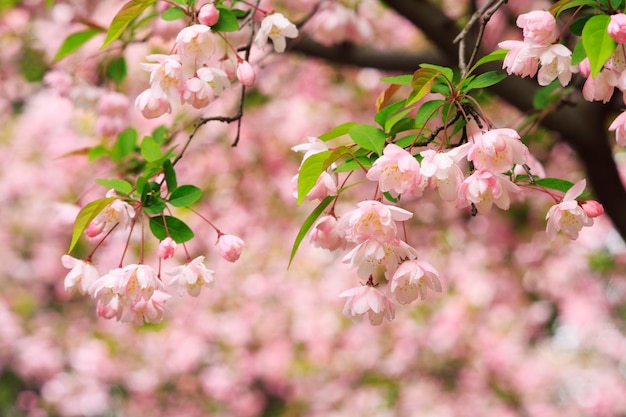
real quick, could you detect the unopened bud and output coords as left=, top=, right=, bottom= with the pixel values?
left=158, top=237, right=177, bottom=259
left=198, top=3, right=220, bottom=26
left=236, top=60, right=256, bottom=87
left=581, top=200, right=604, bottom=218
left=217, top=234, right=244, bottom=262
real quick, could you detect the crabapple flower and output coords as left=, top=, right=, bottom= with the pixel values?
left=546, top=180, right=593, bottom=240
left=175, top=24, right=214, bottom=68
left=167, top=256, right=215, bottom=296
left=309, top=215, right=344, bottom=251
left=366, top=143, right=424, bottom=197
left=120, top=290, right=170, bottom=325
left=120, top=264, right=164, bottom=301
left=468, top=128, right=529, bottom=173
left=608, top=14, right=626, bottom=44
left=338, top=285, right=395, bottom=325
left=581, top=200, right=604, bottom=218
left=582, top=64, right=618, bottom=103
left=516, top=10, right=558, bottom=45
left=217, top=234, right=245, bottom=262
left=141, top=54, right=183, bottom=99
left=342, top=238, right=418, bottom=280
left=61, top=255, right=99, bottom=295
left=182, top=76, right=214, bottom=108
left=198, top=3, right=220, bottom=26
left=498, top=40, right=540, bottom=79
left=338, top=200, right=413, bottom=244
left=390, top=259, right=441, bottom=305
left=90, top=268, right=126, bottom=305
left=420, top=144, right=470, bottom=201
left=196, top=67, right=230, bottom=96
left=236, top=60, right=256, bottom=87
left=305, top=171, right=338, bottom=201
left=158, top=237, right=177, bottom=260
left=292, top=137, right=328, bottom=162
left=135, top=88, right=171, bottom=119
left=608, top=110, right=626, bottom=147
left=457, top=169, right=521, bottom=213
left=86, top=192, right=135, bottom=239
left=537, top=44, right=576, bottom=86
left=254, top=13, right=298, bottom=53
left=95, top=92, right=129, bottom=136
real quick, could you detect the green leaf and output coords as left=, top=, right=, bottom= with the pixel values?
left=88, top=145, right=109, bottom=160
left=136, top=176, right=148, bottom=195
left=168, top=184, right=202, bottom=207
left=334, top=156, right=373, bottom=172
left=375, top=101, right=405, bottom=128
left=318, top=122, right=356, bottom=141
left=414, top=99, right=444, bottom=126
left=582, top=14, right=616, bottom=77
left=163, top=159, right=177, bottom=192
left=463, top=71, right=507, bottom=91
left=570, top=15, right=593, bottom=36
left=550, top=0, right=597, bottom=16
left=96, top=178, right=133, bottom=194
left=379, top=74, right=413, bottom=85
left=143, top=198, right=167, bottom=215
left=571, top=38, right=587, bottom=65
left=68, top=197, right=117, bottom=252
left=152, top=125, right=168, bottom=144
left=407, top=68, right=441, bottom=106
left=383, top=192, right=399, bottom=203
left=297, top=150, right=332, bottom=204
left=141, top=136, right=162, bottom=162
left=533, top=80, right=562, bottom=109
left=54, top=28, right=102, bottom=61
left=420, top=63, right=453, bottom=82
left=349, top=124, right=386, bottom=155
left=101, top=0, right=157, bottom=49
left=161, top=6, right=186, bottom=21
left=106, top=56, right=127, bottom=84
left=211, top=7, right=239, bottom=31
left=149, top=215, right=194, bottom=243
left=384, top=107, right=413, bottom=134
left=535, top=178, right=575, bottom=193
left=471, top=49, right=508, bottom=70
left=394, top=134, right=421, bottom=148
left=288, top=196, right=335, bottom=268
left=111, top=128, right=137, bottom=162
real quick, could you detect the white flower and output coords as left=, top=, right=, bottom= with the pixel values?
left=61, top=255, right=99, bottom=294
left=338, top=285, right=395, bottom=325
left=254, top=13, right=298, bottom=53
left=546, top=180, right=593, bottom=240
left=390, top=259, right=441, bottom=305
left=167, top=256, right=215, bottom=296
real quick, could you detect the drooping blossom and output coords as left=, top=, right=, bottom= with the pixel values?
left=390, top=259, right=441, bottom=305
left=366, top=143, right=424, bottom=197
left=167, top=256, right=215, bottom=296
left=309, top=215, right=344, bottom=251
left=305, top=171, right=338, bottom=201
left=217, top=234, right=245, bottom=262
left=546, top=179, right=593, bottom=240
left=498, top=40, right=541, bottom=78
left=342, top=238, right=417, bottom=280
left=516, top=10, right=558, bottom=45
left=236, top=60, right=256, bottom=87
left=198, top=3, right=220, bottom=26
left=468, top=128, right=529, bottom=173
left=141, top=54, right=184, bottom=99
left=339, top=284, right=395, bottom=325
left=85, top=191, right=135, bottom=239
left=175, top=24, right=214, bottom=69
left=537, top=44, right=576, bottom=86
left=181, top=76, right=214, bottom=108
left=608, top=110, right=626, bottom=147
left=338, top=200, right=413, bottom=244
left=608, top=14, right=626, bottom=44
left=119, top=264, right=164, bottom=301
left=292, top=136, right=329, bottom=163
left=119, top=290, right=171, bottom=325
left=254, top=13, right=298, bottom=53
left=61, top=255, right=99, bottom=294
left=457, top=169, right=521, bottom=213
left=420, top=144, right=470, bottom=201
left=196, top=66, right=230, bottom=96
left=135, top=88, right=171, bottom=119
left=158, top=237, right=177, bottom=260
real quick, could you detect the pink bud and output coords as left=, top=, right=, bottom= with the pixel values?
left=158, top=237, right=177, bottom=259
left=236, top=60, right=256, bottom=87
left=608, top=14, right=626, bottom=44
left=217, top=234, right=244, bottom=262
left=85, top=222, right=104, bottom=238
left=579, top=57, right=590, bottom=79
left=198, top=3, right=220, bottom=26
left=581, top=200, right=604, bottom=218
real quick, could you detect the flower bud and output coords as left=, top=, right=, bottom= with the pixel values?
left=217, top=234, right=244, bottom=262
left=198, top=3, right=220, bottom=26
left=581, top=200, right=604, bottom=218
left=158, top=237, right=177, bottom=259
left=236, top=60, right=256, bottom=87
left=608, top=14, right=626, bottom=44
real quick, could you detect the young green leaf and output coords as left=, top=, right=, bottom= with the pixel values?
left=141, top=136, right=163, bottom=162
left=168, top=185, right=202, bottom=207
left=420, top=63, right=454, bottom=82
left=101, top=0, right=157, bottom=49
left=149, top=215, right=194, bottom=243
left=297, top=150, right=332, bottom=204
left=334, top=156, right=373, bottom=172
left=143, top=198, right=167, bottom=215
left=571, top=38, right=587, bottom=65
left=379, top=74, right=413, bottom=85
left=550, top=0, right=597, bottom=16
left=535, top=178, right=576, bottom=193
left=582, top=15, right=616, bottom=77
left=407, top=67, right=441, bottom=106
left=88, top=145, right=110, bottom=161
left=463, top=71, right=507, bottom=91
left=68, top=197, right=117, bottom=253
left=471, top=49, right=508, bottom=70
left=318, top=122, right=356, bottom=141
left=106, top=56, right=127, bottom=84
left=211, top=7, right=239, bottom=32
left=96, top=178, right=133, bottom=194
left=163, top=159, right=177, bottom=192
left=349, top=124, right=386, bottom=155
left=111, top=128, right=138, bottom=162
left=54, top=28, right=102, bottom=61
left=161, top=6, right=186, bottom=21
left=375, top=101, right=405, bottom=128
left=414, top=99, right=443, bottom=126
left=288, top=196, right=335, bottom=268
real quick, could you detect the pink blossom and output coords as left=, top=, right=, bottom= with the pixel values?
left=120, top=290, right=170, bottom=325
left=198, top=3, right=220, bottom=26
left=119, top=264, right=164, bottom=301
left=537, top=44, right=576, bottom=86
left=86, top=194, right=135, bottom=239
left=181, top=76, right=214, bottom=108
left=366, top=143, right=424, bottom=197
left=167, top=256, right=215, bottom=296
left=516, top=10, right=558, bottom=45
left=196, top=66, right=230, bottom=96
left=608, top=14, right=626, bottom=44
left=498, top=40, right=541, bottom=79
left=338, top=285, right=395, bottom=325
left=608, top=110, right=626, bottom=146
left=390, top=259, right=441, bottom=304
left=217, top=234, right=245, bottom=262
left=292, top=136, right=329, bottom=162
left=89, top=268, right=126, bottom=305
left=582, top=67, right=618, bottom=103
left=61, top=255, right=99, bottom=294
left=175, top=24, right=214, bottom=67
left=457, top=169, right=521, bottom=213
left=546, top=180, right=593, bottom=240
left=468, top=128, right=529, bottom=173
left=135, top=88, right=171, bottom=119
left=420, top=144, right=470, bottom=201
left=236, top=60, right=256, bottom=87
left=342, top=238, right=417, bottom=279
left=338, top=200, right=413, bottom=244
left=309, top=215, right=344, bottom=251
left=306, top=2, right=372, bottom=46
left=581, top=200, right=604, bottom=218
left=254, top=13, right=298, bottom=53
left=158, top=237, right=177, bottom=259
left=305, top=171, right=337, bottom=201
left=141, top=54, right=184, bottom=99
left=95, top=92, right=129, bottom=136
